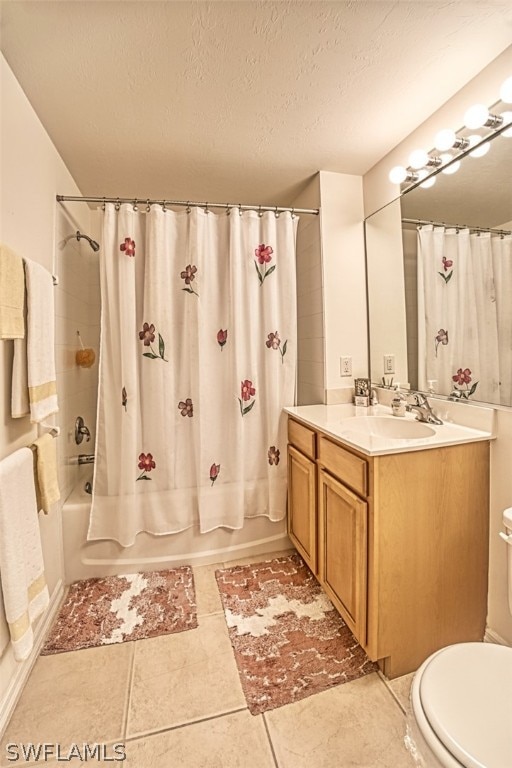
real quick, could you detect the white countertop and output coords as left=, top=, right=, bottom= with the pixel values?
left=284, top=402, right=496, bottom=456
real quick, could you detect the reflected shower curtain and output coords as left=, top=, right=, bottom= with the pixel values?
left=417, top=225, right=512, bottom=404
left=88, top=204, right=297, bottom=546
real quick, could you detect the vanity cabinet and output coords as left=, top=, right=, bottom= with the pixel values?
left=287, top=416, right=490, bottom=678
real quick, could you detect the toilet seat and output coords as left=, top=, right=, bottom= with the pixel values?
left=413, top=643, right=512, bottom=768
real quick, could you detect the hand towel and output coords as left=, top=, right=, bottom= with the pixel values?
left=0, top=244, right=25, bottom=339
left=12, top=259, right=58, bottom=423
left=31, top=434, right=61, bottom=514
left=0, top=448, right=49, bottom=661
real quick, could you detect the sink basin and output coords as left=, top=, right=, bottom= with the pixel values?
left=339, top=416, right=435, bottom=439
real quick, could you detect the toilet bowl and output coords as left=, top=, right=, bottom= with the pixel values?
left=407, top=642, right=512, bottom=767
left=406, top=506, right=512, bottom=767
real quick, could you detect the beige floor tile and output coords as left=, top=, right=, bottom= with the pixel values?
left=127, top=614, right=245, bottom=736
left=265, top=672, right=411, bottom=768
left=1, top=643, right=133, bottom=759
left=222, top=547, right=296, bottom=568
left=385, top=672, right=415, bottom=713
left=193, top=562, right=223, bottom=616
left=123, top=710, right=275, bottom=768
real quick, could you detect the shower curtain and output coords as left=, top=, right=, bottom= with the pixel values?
left=417, top=225, right=512, bottom=405
left=88, top=203, right=298, bottom=546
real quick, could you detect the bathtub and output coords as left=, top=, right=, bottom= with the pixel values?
left=62, top=477, right=291, bottom=584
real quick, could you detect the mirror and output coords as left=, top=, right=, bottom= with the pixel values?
left=365, top=113, right=512, bottom=407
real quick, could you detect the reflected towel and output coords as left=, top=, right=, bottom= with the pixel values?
left=31, top=434, right=60, bottom=514
left=0, top=448, right=49, bottom=661
left=12, top=259, right=58, bottom=422
left=0, top=244, right=25, bottom=340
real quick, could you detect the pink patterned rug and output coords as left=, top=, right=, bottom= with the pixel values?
left=215, top=553, right=377, bottom=714
left=42, top=567, right=197, bottom=655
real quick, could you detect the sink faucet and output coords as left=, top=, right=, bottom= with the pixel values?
left=405, top=391, right=443, bottom=425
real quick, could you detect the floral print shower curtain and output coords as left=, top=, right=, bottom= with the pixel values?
left=417, top=225, right=512, bottom=405
left=88, top=204, right=297, bottom=547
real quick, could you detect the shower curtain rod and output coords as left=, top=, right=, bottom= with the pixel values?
left=56, top=195, right=319, bottom=215
left=402, top=217, right=511, bottom=236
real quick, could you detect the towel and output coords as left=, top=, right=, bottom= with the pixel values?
left=0, top=448, right=49, bottom=661
left=12, top=259, right=58, bottom=423
left=0, top=244, right=25, bottom=339
left=31, top=434, right=60, bottom=514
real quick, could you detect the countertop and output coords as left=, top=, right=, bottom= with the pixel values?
left=284, top=402, right=496, bottom=456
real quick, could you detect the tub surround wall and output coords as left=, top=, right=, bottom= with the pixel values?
left=362, top=46, right=512, bottom=646
left=0, top=54, right=93, bottom=734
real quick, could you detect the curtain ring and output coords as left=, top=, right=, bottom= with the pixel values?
left=133, top=199, right=138, bottom=211
left=238, top=203, right=243, bottom=216
left=274, top=206, right=280, bottom=219
left=102, top=197, right=106, bottom=212
left=115, top=198, right=121, bottom=211
left=204, top=202, right=209, bottom=214
left=162, top=200, right=167, bottom=212
left=186, top=201, right=191, bottom=214
left=258, top=206, right=263, bottom=218
left=146, top=199, right=151, bottom=213
left=291, top=208, right=295, bottom=219
left=226, top=203, right=231, bottom=216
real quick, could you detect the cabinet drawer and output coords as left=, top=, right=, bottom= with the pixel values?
left=318, top=436, right=367, bottom=497
left=288, top=418, right=316, bottom=460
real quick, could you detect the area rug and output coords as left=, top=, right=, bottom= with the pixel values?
left=215, top=553, right=377, bottom=714
left=41, top=566, right=197, bottom=655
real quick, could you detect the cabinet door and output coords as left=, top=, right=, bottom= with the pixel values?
left=318, top=469, right=367, bottom=643
left=287, top=445, right=317, bottom=572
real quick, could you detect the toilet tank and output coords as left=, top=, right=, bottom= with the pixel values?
left=503, top=508, right=512, bottom=615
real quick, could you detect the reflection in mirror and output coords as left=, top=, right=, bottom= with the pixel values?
left=366, top=112, right=512, bottom=407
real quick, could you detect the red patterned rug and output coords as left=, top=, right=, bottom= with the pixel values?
left=41, top=567, right=197, bottom=655
left=215, top=553, right=377, bottom=714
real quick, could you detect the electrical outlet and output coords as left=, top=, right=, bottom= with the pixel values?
left=384, top=354, right=395, bottom=374
left=340, top=356, right=352, bottom=377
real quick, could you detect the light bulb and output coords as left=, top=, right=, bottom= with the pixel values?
left=464, top=103, right=489, bottom=129
left=408, top=149, right=429, bottom=169
left=435, top=128, right=457, bottom=152
left=389, top=165, right=408, bottom=184
left=500, top=76, right=512, bottom=104
left=420, top=175, right=436, bottom=189
left=442, top=160, right=460, bottom=175
left=467, top=135, right=490, bottom=157
left=501, top=111, right=512, bottom=137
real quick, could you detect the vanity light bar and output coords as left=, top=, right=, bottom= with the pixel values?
left=388, top=74, right=512, bottom=186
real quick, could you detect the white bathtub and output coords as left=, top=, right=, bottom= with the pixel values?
left=62, top=477, right=291, bottom=584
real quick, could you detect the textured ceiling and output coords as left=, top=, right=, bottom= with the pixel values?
left=1, top=0, right=512, bottom=206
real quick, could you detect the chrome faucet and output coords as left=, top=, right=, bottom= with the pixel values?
left=405, top=391, right=443, bottom=425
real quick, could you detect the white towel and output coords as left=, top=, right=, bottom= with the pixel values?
left=0, top=448, right=49, bottom=661
left=12, top=259, right=58, bottom=423
left=0, top=244, right=25, bottom=339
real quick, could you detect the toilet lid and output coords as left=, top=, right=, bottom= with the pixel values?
left=419, top=643, right=512, bottom=768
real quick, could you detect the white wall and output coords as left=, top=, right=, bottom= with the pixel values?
left=0, top=54, right=98, bottom=733
left=363, top=47, right=512, bottom=645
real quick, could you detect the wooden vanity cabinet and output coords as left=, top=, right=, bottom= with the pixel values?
left=287, top=420, right=317, bottom=573
left=287, top=416, right=490, bottom=678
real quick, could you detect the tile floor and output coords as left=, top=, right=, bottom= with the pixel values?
left=1, top=550, right=416, bottom=767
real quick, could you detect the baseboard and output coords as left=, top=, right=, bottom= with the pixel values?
left=484, top=627, right=511, bottom=646
left=0, top=580, right=64, bottom=738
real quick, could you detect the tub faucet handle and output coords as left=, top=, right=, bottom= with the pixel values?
left=75, top=416, right=91, bottom=444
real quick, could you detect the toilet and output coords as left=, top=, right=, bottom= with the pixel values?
left=405, top=508, right=512, bottom=768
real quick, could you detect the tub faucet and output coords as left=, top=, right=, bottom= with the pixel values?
left=405, top=391, right=443, bottom=425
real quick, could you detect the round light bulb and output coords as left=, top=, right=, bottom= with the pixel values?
left=464, top=103, right=489, bottom=129
left=467, top=135, right=490, bottom=157
left=434, top=128, right=456, bottom=152
left=420, top=175, right=436, bottom=189
left=442, top=160, right=460, bottom=175
left=408, top=149, right=429, bottom=169
left=500, top=76, right=512, bottom=104
left=500, top=111, right=512, bottom=137
left=389, top=165, right=408, bottom=184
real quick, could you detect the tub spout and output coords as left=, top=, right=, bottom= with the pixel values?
left=78, top=453, right=95, bottom=465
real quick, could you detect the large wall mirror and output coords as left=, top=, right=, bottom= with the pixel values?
left=365, top=109, right=512, bottom=407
